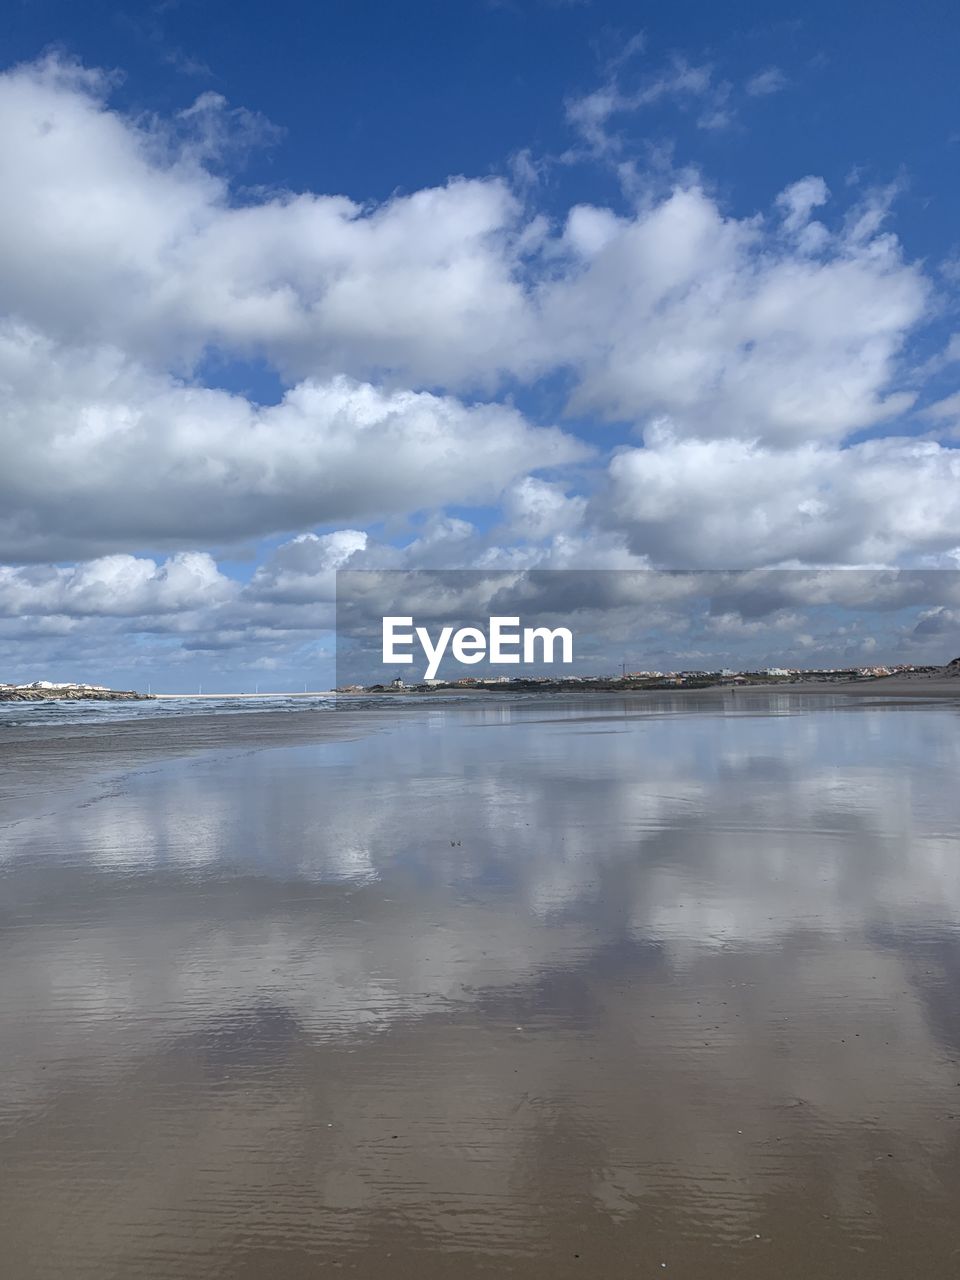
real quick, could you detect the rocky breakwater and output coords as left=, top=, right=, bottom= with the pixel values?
left=0, top=681, right=152, bottom=702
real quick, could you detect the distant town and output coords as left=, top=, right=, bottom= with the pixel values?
left=2, top=662, right=954, bottom=702
left=338, top=663, right=941, bottom=694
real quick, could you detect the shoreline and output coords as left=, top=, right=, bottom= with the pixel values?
left=2, top=681, right=956, bottom=818
left=152, top=690, right=335, bottom=699
left=3, top=678, right=959, bottom=751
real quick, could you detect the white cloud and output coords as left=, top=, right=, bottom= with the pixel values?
left=500, top=477, right=587, bottom=540
left=0, top=57, right=537, bottom=387
left=923, top=389, right=960, bottom=428
left=0, top=322, right=584, bottom=560
left=565, top=57, right=729, bottom=152
left=776, top=175, right=829, bottom=234
left=245, top=531, right=367, bottom=604
left=0, top=50, right=958, bottom=682
left=543, top=185, right=925, bottom=440
left=603, top=429, right=960, bottom=567
left=0, top=59, right=929, bottom=434
left=1, top=55, right=924, bottom=449
left=0, top=552, right=234, bottom=617
left=745, top=68, right=787, bottom=97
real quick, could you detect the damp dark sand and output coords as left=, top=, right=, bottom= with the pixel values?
left=2, top=693, right=960, bottom=1278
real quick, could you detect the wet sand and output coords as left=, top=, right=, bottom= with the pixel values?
left=0, top=707, right=391, bottom=824
left=779, top=676, right=960, bottom=699
left=2, top=694, right=960, bottom=1277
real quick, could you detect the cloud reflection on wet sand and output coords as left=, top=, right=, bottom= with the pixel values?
left=2, top=695, right=960, bottom=1277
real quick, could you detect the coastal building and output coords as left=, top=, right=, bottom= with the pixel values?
left=15, top=680, right=109, bottom=692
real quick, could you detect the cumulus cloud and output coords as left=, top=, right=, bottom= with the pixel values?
left=0, top=323, right=583, bottom=560
left=0, top=55, right=926, bottom=441
left=545, top=186, right=924, bottom=439
left=0, top=56, right=537, bottom=386
left=500, top=477, right=588, bottom=540
left=0, top=552, right=234, bottom=618
left=0, top=51, right=958, bottom=681
left=776, top=175, right=829, bottom=236
left=246, top=531, right=368, bottom=605
left=603, top=429, right=960, bottom=567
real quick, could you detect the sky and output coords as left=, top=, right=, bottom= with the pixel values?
left=2, top=0, right=960, bottom=690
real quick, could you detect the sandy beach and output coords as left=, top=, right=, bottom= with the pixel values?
left=3, top=692, right=960, bottom=1278
left=778, top=675, right=960, bottom=698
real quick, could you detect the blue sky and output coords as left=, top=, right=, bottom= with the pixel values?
left=1, top=1, right=960, bottom=689
left=7, top=1, right=959, bottom=233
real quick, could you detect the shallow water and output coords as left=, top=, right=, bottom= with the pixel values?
left=2, top=694, right=960, bottom=1277
left=0, top=690, right=483, bottom=729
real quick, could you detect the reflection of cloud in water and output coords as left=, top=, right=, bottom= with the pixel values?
left=2, top=697, right=960, bottom=1272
